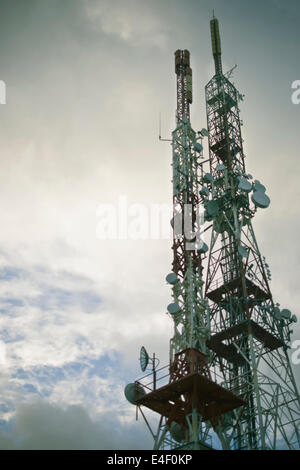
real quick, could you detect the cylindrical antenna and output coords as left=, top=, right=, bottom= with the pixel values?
left=210, top=17, right=222, bottom=75
left=174, top=49, right=192, bottom=123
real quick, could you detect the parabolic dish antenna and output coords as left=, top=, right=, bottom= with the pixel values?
left=139, top=346, right=149, bottom=372
left=167, top=302, right=181, bottom=315
left=254, top=181, right=266, bottom=192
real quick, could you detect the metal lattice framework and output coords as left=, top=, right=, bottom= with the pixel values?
left=202, top=20, right=300, bottom=448
left=125, top=17, right=300, bottom=451
left=170, top=49, right=208, bottom=359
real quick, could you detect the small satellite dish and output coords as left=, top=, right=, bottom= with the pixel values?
left=124, top=382, right=146, bottom=405
left=170, top=213, right=182, bottom=230
left=281, top=309, right=291, bottom=320
left=169, top=422, right=184, bottom=442
left=197, top=241, right=208, bottom=254
left=274, top=307, right=281, bottom=320
left=200, top=187, right=210, bottom=197
left=194, top=142, right=203, bottom=153
left=238, top=245, right=248, bottom=258
left=202, top=173, right=213, bottom=184
left=200, top=128, right=209, bottom=137
left=167, top=302, right=181, bottom=315
left=139, top=346, right=149, bottom=372
left=216, top=163, right=226, bottom=172
left=254, top=181, right=266, bottom=192
left=166, top=272, right=179, bottom=285
left=185, top=234, right=196, bottom=243
left=206, top=200, right=219, bottom=217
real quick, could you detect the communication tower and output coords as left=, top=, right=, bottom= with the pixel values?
left=124, top=17, right=300, bottom=450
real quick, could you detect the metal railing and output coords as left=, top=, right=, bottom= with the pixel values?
left=135, top=360, right=248, bottom=399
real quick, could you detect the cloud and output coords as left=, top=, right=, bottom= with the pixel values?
left=0, top=400, right=152, bottom=449
left=85, top=0, right=168, bottom=49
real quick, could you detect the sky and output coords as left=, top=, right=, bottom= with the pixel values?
left=0, top=0, right=299, bottom=450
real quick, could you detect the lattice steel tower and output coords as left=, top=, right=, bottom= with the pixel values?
left=125, top=17, right=300, bottom=450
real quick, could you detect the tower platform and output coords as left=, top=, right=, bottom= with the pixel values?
left=206, top=276, right=271, bottom=303
left=207, top=319, right=284, bottom=366
left=136, top=371, right=246, bottom=424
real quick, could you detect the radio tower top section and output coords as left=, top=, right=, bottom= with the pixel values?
left=210, top=16, right=222, bottom=75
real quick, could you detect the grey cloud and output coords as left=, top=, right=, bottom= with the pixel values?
left=0, top=400, right=152, bottom=449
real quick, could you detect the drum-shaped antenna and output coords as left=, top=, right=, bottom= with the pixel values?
left=197, top=241, right=209, bottom=254
left=166, top=272, right=178, bottom=285
left=200, top=128, right=209, bottom=137
left=274, top=307, right=281, bottom=320
left=167, top=303, right=181, bottom=315
left=238, top=245, right=248, bottom=258
left=194, top=142, right=203, bottom=153
left=238, top=177, right=252, bottom=193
